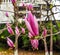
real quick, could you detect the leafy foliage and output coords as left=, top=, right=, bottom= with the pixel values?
left=0, top=21, right=60, bottom=50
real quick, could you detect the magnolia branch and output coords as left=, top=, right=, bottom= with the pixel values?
left=40, top=31, right=60, bottom=40
left=0, top=9, right=14, bottom=13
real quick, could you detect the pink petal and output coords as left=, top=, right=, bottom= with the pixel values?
left=7, top=37, right=14, bottom=48
left=33, top=15, right=39, bottom=35
left=6, top=23, right=14, bottom=34
left=7, top=27, right=14, bottom=34
left=11, top=0, right=16, bottom=4
left=22, top=2, right=26, bottom=7
left=6, top=23, right=11, bottom=27
left=24, top=18, right=35, bottom=36
left=28, top=32, right=33, bottom=38
left=5, top=12, right=9, bottom=17
left=31, top=39, right=39, bottom=49
left=27, top=4, right=33, bottom=10
left=27, top=12, right=39, bottom=36
left=42, top=28, right=47, bottom=37
left=21, top=27, right=25, bottom=34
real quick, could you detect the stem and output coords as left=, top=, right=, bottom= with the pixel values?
left=40, top=5, right=42, bottom=25
left=43, top=38, right=49, bottom=55
left=14, top=35, right=18, bottom=55
left=13, top=1, right=19, bottom=55
left=50, top=18, right=53, bottom=55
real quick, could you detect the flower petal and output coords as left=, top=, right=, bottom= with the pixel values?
left=42, top=28, right=47, bottom=37
left=28, top=32, right=33, bottom=38
left=5, top=12, right=9, bottom=17
left=24, top=18, right=35, bottom=36
left=27, top=4, right=33, bottom=10
left=22, top=2, right=26, bottom=7
left=7, top=37, right=14, bottom=48
left=11, top=0, right=16, bottom=4
left=31, top=39, right=39, bottom=49
left=27, top=12, right=39, bottom=35
left=21, top=27, right=25, bottom=34
left=6, top=23, right=14, bottom=35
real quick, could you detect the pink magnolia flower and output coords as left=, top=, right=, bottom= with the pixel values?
left=31, top=39, right=39, bottom=49
left=27, top=4, right=33, bottom=10
left=24, top=10, right=39, bottom=49
left=24, top=11, right=39, bottom=37
left=42, top=28, right=47, bottom=38
left=22, top=2, right=26, bottom=7
left=6, top=23, right=11, bottom=26
left=6, top=23, right=14, bottom=35
left=11, top=0, right=16, bottom=4
left=7, top=37, right=14, bottom=48
left=15, top=26, right=20, bottom=36
left=22, top=3, right=33, bottom=10
left=21, top=27, right=25, bottom=34
left=5, top=12, right=9, bottom=17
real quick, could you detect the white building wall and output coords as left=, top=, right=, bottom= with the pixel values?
left=0, top=0, right=14, bottom=23
left=0, top=0, right=60, bottom=23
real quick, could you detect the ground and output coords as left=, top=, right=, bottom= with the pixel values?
left=0, top=49, right=60, bottom=55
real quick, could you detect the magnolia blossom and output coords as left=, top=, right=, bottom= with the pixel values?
left=5, top=12, right=9, bottom=17
left=21, top=27, right=25, bottom=34
left=42, top=28, right=47, bottom=38
left=6, top=23, right=14, bottom=35
left=7, top=37, right=14, bottom=48
left=22, top=2, right=26, bottom=7
left=25, top=12, right=39, bottom=37
left=24, top=11, right=39, bottom=49
left=11, top=0, right=16, bottom=4
left=15, top=26, right=20, bottom=36
left=22, top=3, right=33, bottom=10
left=31, top=39, right=39, bottom=49
left=27, top=4, right=33, bottom=10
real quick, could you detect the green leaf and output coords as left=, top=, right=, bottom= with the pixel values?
left=1, top=36, right=5, bottom=39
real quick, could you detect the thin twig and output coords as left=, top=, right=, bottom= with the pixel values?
left=39, top=31, right=60, bottom=40
left=0, top=9, right=14, bottom=13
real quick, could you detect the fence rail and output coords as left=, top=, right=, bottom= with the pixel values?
left=0, top=0, right=46, bottom=4
left=1, top=0, right=36, bottom=3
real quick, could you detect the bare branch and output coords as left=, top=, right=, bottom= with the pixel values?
left=39, top=31, right=60, bottom=40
